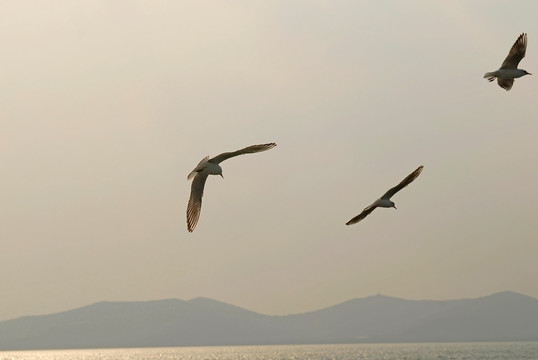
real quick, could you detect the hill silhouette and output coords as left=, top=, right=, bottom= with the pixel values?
left=1, top=291, right=537, bottom=350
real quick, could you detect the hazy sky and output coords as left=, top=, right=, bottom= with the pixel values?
left=2, top=1, right=538, bottom=322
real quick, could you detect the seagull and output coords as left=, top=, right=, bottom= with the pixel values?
left=484, top=33, right=531, bottom=91
left=346, top=165, right=424, bottom=226
left=186, top=143, right=276, bottom=232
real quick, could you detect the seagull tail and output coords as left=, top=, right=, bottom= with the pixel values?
left=187, top=170, right=197, bottom=180
left=187, top=156, right=210, bottom=180
left=483, top=72, right=496, bottom=82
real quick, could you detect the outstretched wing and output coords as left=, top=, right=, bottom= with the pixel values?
left=209, top=143, right=276, bottom=164
left=501, top=33, right=527, bottom=69
left=381, top=165, right=424, bottom=200
left=187, top=172, right=209, bottom=232
left=346, top=203, right=378, bottom=225
left=497, top=78, right=514, bottom=91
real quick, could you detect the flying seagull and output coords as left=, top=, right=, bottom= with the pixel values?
left=484, top=33, right=531, bottom=91
left=346, top=165, right=424, bottom=226
left=186, top=143, right=276, bottom=232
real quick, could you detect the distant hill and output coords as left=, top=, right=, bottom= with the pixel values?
left=1, top=291, right=537, bottom=350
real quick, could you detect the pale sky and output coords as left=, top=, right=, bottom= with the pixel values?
left=1, top=1, right=538, bottom=322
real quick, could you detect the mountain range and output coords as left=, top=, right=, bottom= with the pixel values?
left=1, top=291, right=537, bottom=350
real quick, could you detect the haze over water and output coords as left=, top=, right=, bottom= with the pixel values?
left=2, top=8, right=538, bottom=360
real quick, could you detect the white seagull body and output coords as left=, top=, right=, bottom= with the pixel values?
left=346, top=165, right=424, bottom=226
left=186, top=143, right=276, bottom=232
left=484, top=33, right=531, bottom=91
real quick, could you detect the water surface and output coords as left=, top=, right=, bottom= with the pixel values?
left=1, top=342, right=537, bottom=360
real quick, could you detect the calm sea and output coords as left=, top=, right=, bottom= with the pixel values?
left=1, top=342, right=537, bottom=360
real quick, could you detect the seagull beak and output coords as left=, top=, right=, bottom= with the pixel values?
left=220, top=174, right=224, bottom=178
left=393, top=206, right=397, bottom=210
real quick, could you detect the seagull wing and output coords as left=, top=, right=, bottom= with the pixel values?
left=346, top=203, right=378, bottom=225
left=381, top=165, right=424, bottom=200
left=497, top=78, right=514, bottom=91
left=187, top=172, right=209, bottom=232
left=501, top=33, right=527, bottom=69
left=209, top=143, right=276, bottom=164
